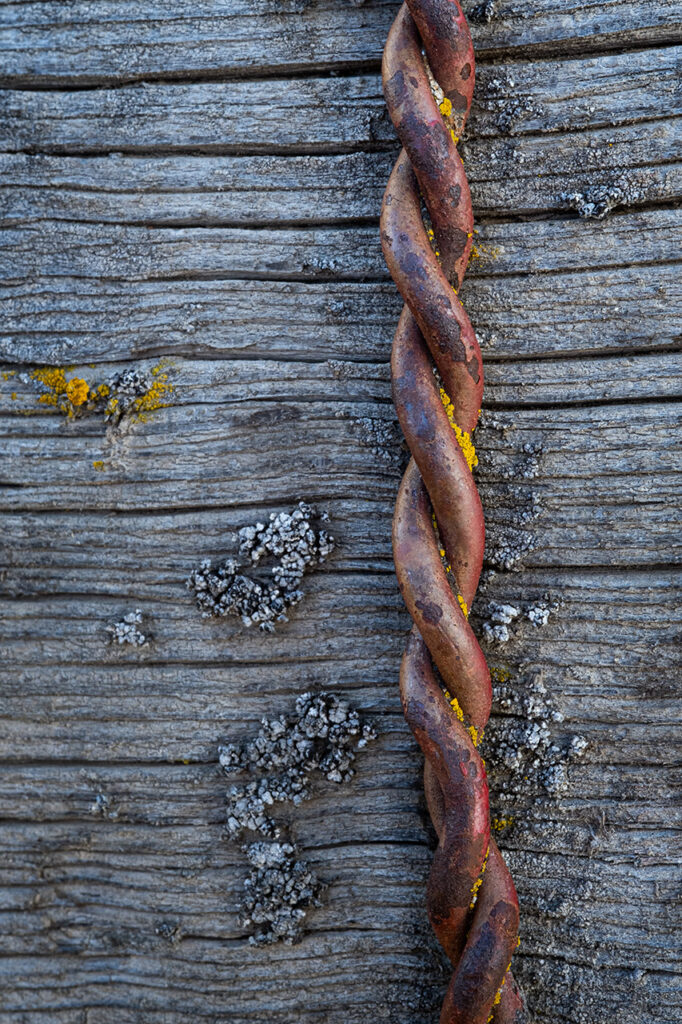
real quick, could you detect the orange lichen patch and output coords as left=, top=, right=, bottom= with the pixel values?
left=439, top=387, right=478, bottom=470
left=66, top=377, right=89, bottom=406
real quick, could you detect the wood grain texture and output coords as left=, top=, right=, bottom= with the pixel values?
left=1, top=2, right=680, bottom=1024
left=3, top=47, right=681, bottom=154
left=1, top=0, right=681, bottom=86
left=3, top=118, right=682, bottom=224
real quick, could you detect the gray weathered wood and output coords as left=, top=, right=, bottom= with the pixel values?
left=3, top=47, right=680, bottom=153
left=3, top=266, right=680, bottom=365
left=1, top=3, right=680, bottom=1024
left=3, top=208, right=681, bottom=281
left=3, top=118, right=681, bottom=224
left=1, top=0, right=680, bottom=86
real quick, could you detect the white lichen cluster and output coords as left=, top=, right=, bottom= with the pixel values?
left=480, top=595, right=560, bottom=645
left=219, top=692, right=375, bottom=945
left=485, top=528, right=537, bottom=572
left=470, top=0, right=496, bottom=22
left=239, top=501, right=334, bottom=591
left=242, top=842, right=323, bottom=947
left=103, top=368, right=152, bottom=423
left=484, top=671, right=588, bottom=800
left=187, top=503, right=334, bottom=631
left=481, top=71, right=539, bottom=134
left=106, top=609, right=148, bottom=647
left=561, top=175, right=645, bottom=219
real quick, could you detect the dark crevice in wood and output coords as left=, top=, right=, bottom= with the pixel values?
left=2, top=341, right=679, bottom=369
left=6, top=190, right=682, bottom=230
left=0, top=141, right=400, bottom=159
left=485, top=393, right=682, bottom=411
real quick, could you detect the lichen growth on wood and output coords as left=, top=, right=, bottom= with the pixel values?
left=479, top=594, right=560, bottom=645
left=25, top=361, right=174, bottom=425
left=187, top=503, right=334, bottom=631
left=219, top=692, right=376, bottom=945
left=561, top=176, right=645, bottom=219
left=106, top=609, right=149, bottom=647
left=483, top=668, right=588, bottom=804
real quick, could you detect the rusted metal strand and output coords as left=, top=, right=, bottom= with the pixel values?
left=380, top=3, right=529, bottom=1022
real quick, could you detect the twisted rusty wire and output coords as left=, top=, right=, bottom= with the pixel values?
left=380, top=3, right=529, bottom=1021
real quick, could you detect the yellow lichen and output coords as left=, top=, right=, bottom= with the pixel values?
left=492, top=816, right=514, bottom=832
left=132, top=372, right=173, bottom=421
left=92, top=460, right=105, bottom=471
left=65, top=377, right=89, bottom=406
left=2, top=370, right=16, bottom=381
left=470, top=845, right=489, bottom=908
left=31, top=366, right=68, bottom=407
left=11, top=392, right=17, bottom=400
left=439, top=97, right=453, bottom=117
left=450, top=129, right=459, bottom=144
left=443, top=691, right=465, bottom=722
left=469, top=242, right=501, bottom=264
left=439, top=387, right=478, bottom=470
left=468, top=724, right=482, bottom=747
left=490, top=666, right=511, bottom=684
left=458, top=593, right=469, bottom=618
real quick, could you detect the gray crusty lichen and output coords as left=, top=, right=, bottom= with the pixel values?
left=561, top=176, right=645, bottom=219
left=187, top=502, right=333, bottom=631
left=483, top=669, right=588, bottom=802
left=220, top=691, right=376, bottom=946
left=106, top=609, right=149, bottom=647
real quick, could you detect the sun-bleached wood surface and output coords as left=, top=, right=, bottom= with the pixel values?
left=1, top=2, right=681, bottom=1023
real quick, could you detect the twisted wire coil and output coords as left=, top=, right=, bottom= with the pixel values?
left=380, top=4, right=529, bottom=1021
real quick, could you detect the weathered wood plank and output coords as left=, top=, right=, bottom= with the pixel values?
left=1, top=4, right=680, bottom=1023
left=3, top=351, right=682, bottom=411
left=2, top=48, right=680, bottom=154
left=0, top=565, right=679, bottom=756
left=3, top=117, right=681, bottom=225
left=1, top=0, right=680, bottom=87
left=3, top=562, right=681, bottom=669
left=1, top=387, right=680, bottom=564
left=3, top=208, right=681, bottom=285
left=2, top=264, right=680, bottom=365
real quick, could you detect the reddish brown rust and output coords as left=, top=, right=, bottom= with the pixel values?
left=381, top=3, right=529, bottom=1021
